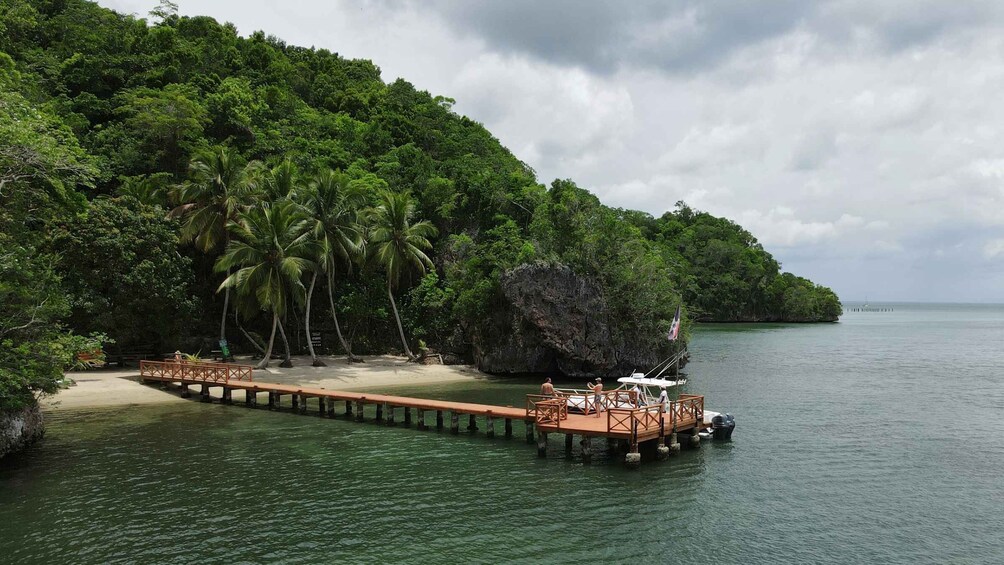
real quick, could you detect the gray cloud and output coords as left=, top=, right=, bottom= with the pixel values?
left=98, top=0, right=1004, bottom=301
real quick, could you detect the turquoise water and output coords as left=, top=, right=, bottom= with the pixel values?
left=2, top=303, right=1003, bottom=563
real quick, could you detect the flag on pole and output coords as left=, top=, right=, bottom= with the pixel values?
left=668, top=305, right=681, bottom=341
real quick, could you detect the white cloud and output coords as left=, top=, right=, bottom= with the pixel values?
left=95, top=0, right=1004, bottom=301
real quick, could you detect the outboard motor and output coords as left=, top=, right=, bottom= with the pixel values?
left=711, top=413, right=736, bottom=441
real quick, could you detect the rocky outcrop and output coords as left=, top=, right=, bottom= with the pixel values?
left=475, top=263, right=675, bottom=377
left=0, top=403, right=44, bottom=460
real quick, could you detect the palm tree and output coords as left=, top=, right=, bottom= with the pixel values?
left=368, top=191, right=438, bottom=361
left=299, top=169, right=367, bottom=364
left=170, top=147, right=262, bottom=348
left=215, top=201, right=316, bottom=369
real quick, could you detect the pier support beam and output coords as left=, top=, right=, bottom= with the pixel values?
left=505, top=418, right=513, bottom=438
left=291, top=394, right=299, bottom=412
left=416, top=408, right=427, bottom=431
left=537, top=432, right=548, bottom=457
left=467, top=414, right=478, bottom=432
left=625, top=451, right=641, bottom=469
left=355, top=401, right=365, bottom=422
left=486, top=416, right=495, bottom=439
left=222, top=387, right=232, bottom=405
left=180, top=383, right=190, bottom=398
left=683, top=428, right=700, bottom=448
left=404, top=407, right=412, bottom=427
left=375, top=403, right=384, bottom=422
left=565, top=434, right=574, bottom=457
left=326, top=397, right=335, bottom=417
left=245, top=390, right=254, bottom=407
left=345, top=400, right=353, bottom=418
left=300, top=396, right=309, bottom=415
left=318, top=397, right=326, bottom=417
left=656, top=444, right=670, bottom=461
left=666, top=432, right=681, bottom=455
left=200, top=384, right=211, bottom=403
left=436, top=410, right=444, bottom=430
left=450, top=412, right=460, bottom=434
left=385, top=404, right=395, bottom=426
left=525, top=421, right=535, bottom=444
left=580, top=436, right=593, bottom=464
left=267, top=392, right=276, bottom=409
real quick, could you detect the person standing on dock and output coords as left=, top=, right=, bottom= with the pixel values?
left=657, top=386, right=669, bottom=412
left=173, top=350, right=183, bottom=364
left=589, top=378, right=604, bottom=417
left=541, top=378, right=555, bottom=398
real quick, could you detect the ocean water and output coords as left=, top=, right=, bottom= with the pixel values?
left=1, top=303, right=1003, bottom=563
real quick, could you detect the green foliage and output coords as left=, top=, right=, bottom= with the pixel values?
left=45, top=197, right=198, bottom=350
left=0, top=0, right=841, bottom=387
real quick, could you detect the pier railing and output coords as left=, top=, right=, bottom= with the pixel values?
left=607, top=404, right=663, bottom=435
left=140, top=360, right=254, bottom=383
left=672, top=394, right=703, bottom=428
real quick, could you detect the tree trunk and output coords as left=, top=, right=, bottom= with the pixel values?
left=219, top=270, right=231, bottom=342
left=327, top=273, right=361, bottom=362
left=234, top=314, right=266, bottom=355
left=277, top=318, right=293, bottom=368
left=388, top=281, right=416, bottom=361
left=305, top=272, right=326, bottom=366
left=256, top=313, right=278, bottom=369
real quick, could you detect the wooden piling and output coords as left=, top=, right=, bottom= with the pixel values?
left=436, top=410, right=444, bottom=430
left=450, top=411, right=460, bottom=434
left=537, top=432, right=548, bottom=457
left=299, top=395, right=308, bottom=414
left=326, top=397, right=335, bottom=417
left=245, top=389, right=254, bottom=407
left=200, top=384, right=211, bottom=403
left=580, top=436, right=593, bottom=464
left=486, top=415, right=495, bottom=438
left=375, top=403, right=384, bottom=422
left=180, top=383, right=190, bottom=398
left=318, top=397, right=326, bottom=417
left=355, top=400, right=365, bottom=422
left=345, top=399, right=352, bottom=418
left=404, top=407, right=412, bottom=427
left=385, top=403, right=395, bottom=426
left=526, top=421, right=535, bottom=444
left=291, top=394, right=299, bottom=411
left=565, top=433, right=574, bottom=456
left=467, top=414, right=478, bottom=432
left=416, top=408, right=427, bottom=430
left=222, top=387, right=232, bottom=404
left=505, top=418, right=513, bottom=438
left=268, top=391, right=276, bottom=409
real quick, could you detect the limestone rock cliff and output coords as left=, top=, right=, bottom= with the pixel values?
left=0, top=403, right=44, bottom=460
left=474, top=263, right=679, bottom=377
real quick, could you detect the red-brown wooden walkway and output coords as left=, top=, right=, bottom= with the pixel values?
left=139, top=360, right=705, bottom=464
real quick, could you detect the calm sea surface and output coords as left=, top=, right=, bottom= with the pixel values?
left=2, top=303, right=1003, bottom=563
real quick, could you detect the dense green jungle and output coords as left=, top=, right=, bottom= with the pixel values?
left=0, top=0, right=840, bottom=409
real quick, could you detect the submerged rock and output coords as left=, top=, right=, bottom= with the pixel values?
left=475, top=263, right=677, bottom=377
left=0, top=403, right=44, bottom=460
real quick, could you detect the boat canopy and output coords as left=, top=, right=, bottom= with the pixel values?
left=616, top=373, right=687, bottom=387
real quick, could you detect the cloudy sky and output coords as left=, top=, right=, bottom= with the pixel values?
left=100, top=0, right=1004, bottom=302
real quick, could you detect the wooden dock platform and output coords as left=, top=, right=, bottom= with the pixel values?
left=139, top=360, right=705, bottom=466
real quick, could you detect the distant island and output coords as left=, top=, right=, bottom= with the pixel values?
left=0, top=0, right=840, bottom=428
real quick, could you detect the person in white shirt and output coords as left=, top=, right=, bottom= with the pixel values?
left=657, top=387, right=669, bottom=412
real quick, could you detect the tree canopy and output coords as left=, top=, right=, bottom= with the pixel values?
left=0, top=0, right=841, bottom=406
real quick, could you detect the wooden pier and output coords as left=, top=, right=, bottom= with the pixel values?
left=139, top=360, right=705, bottom=467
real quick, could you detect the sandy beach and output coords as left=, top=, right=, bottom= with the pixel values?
left=43, top=355, right=488, bottom=411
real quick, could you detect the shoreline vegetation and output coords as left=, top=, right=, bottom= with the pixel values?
left=1, top=0, right=840, bottom=437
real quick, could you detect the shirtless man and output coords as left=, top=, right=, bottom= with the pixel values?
left=589, top=377, right=604, bottom=417
left=540, top=377, right=555, bottom=398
